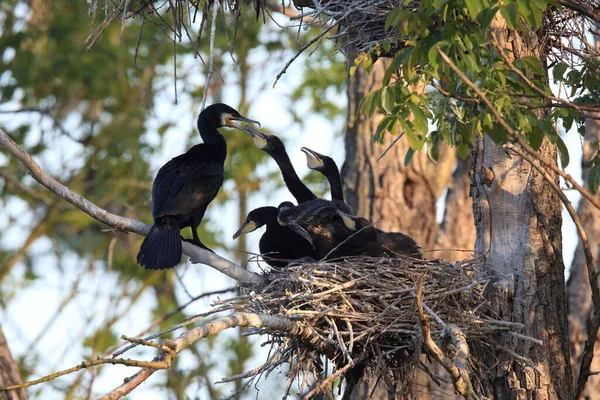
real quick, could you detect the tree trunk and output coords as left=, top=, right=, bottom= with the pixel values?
left=567, top=113, right=600, bottom=399
left=0, top=326, right=27, bottom=400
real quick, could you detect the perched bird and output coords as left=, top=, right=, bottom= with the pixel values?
left=137, top=103, right=259, bottom=270
left=233, top=202, right=317, bottom=268
left=301, top=147, right=345, bottom=203
left=277, top=199, right=357, bottom=258
left=244, top=126, right=316, bottom=203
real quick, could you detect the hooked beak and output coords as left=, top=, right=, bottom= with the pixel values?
left=337, top=210, right=356, bottom=231
left=227, top=114, right=261, bottom=130
left=301, top=147, right=326, bottom=169
left=244, top=125, right=270, bottom=149
left=232, top=220, right=258, bottom=240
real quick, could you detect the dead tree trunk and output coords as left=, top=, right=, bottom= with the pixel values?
left=0, top=326, right=27, bottom=400
left=567, top=113, right=600, bottom=399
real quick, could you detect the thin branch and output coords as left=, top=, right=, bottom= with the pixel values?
left=555, top=0, right=600, bottom=25
left=436, top=47, right=600, bottom=212
left=201, top=1, right=220, bottom=110
left=492, top=35, right=600, bottom=116
left=99, top=312, right=338, bottom=400
left=0, top=127, right=264, bottom=286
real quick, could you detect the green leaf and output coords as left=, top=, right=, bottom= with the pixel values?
left=374, top=116, right=395, bottom=143
left=383, top=48, right=412, bottom=85
left=476, top=6, right=499, bottom=31
left=556, top=135, right=570, bottom=168
left=465, top=0, right=484, bottom=20
left=527, top=126, right=544, bottom=150
left=538, top=118, right=557, bottom=143
left=404, top=148, right=415, bottom=167
left=427, top=131, right=440, bottom=162
left=521, top=56, right=544, bottom=75
left=457, top=143, right=472, bottom=159
left=588, top=165, right=600, bottom=195
left=500, top=3, right=519, bottom=30
left=381, top=87, right=396, bottom=113
left=552, top=62, right=568, bottom=81
left=406, top=102, right=429, bottom=134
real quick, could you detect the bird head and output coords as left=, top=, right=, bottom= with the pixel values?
left=232, top=206, right=277, bottom=239
left=300, top=147, right=336, bottom=171
left=199, top=103, right=260, bottom=131
left=244, top=126, right=285, bottom=152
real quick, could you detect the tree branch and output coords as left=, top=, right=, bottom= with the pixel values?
left=555, top=0, right=600, bottom=25
left=99, top=312, right=336, bottom=399
left=0, top=127, right=264, bottom=286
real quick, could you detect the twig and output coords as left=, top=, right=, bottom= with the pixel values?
left=201, top=1, right=220, bottom=110
left=436, top=47, right=600, bottom=212
left=377, top=132, right=405, bottom=162
left=0, top=127, right=264, bottom=286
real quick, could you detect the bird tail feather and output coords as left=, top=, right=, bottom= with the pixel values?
left=137, top=223, right=182, bottom=270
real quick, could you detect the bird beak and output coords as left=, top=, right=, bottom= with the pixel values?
left=227, top=114, right=261, bottom=129
left=301, top=147, right=325, bottom=169
left=244, top=125, right=270, bottom=149
left=337, top=211, right=356, bottom=230
left=232, top=221, right=258, bottom=240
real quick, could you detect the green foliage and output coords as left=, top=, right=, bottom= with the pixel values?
left=353, top=0, right=598, bottom=164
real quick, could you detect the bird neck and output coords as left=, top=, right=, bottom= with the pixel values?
left=269, top=149, right=316, bottom=203
left=323, top=166, right=344, bottom=202
left=197, top=120, right=227, bottom=161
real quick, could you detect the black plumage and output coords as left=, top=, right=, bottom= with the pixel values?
left=345, top=216, right=423, bottom=259
left=233, top=203, right=317, bottom=268
left=137, top=103, right=259, bottom=270
left=277, top=198, right=357, bottom=258
left=244, top=126, right=316, bottom=203
left=301, top=147, right=345, bottom=203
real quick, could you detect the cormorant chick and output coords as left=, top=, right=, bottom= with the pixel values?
left=342, top=216, right=423, bottom=259
left=233, top=202, right=317, bottom=268
left=244, top=126, right=316, bottom=203
left=137, top=103, right=259, bottom=270
left=301, top=147, right=345, bottom=203
left=277, top=199, right=357, bottom=258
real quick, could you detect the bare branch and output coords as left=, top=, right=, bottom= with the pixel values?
left=0, top=127, right=264, bottom=286
left=556, top=0, right=600, bottom=25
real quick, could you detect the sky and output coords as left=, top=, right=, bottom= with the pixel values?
left=0, top=4, right=590, bottom=400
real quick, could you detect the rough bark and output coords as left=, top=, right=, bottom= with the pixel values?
left=0, top=326, right=27, bottom=400
left=567, top=114, right=600, bottom=399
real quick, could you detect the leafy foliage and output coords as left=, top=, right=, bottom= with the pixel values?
left=352, top=0, right=599, bottom=169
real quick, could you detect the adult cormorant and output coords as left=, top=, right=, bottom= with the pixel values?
left=137, top=103, right=259, bottom=270
left=300, top=147, right=344, bottom=203
left=233, top=202, right=317, bottom=268
left=277, top=199, right=357, bottom=258
left=244, top=126, right=316, bottom=203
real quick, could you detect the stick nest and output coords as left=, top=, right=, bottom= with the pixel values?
left=215, top=256, right=521, bottom=397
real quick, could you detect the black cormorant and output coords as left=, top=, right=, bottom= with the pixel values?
left=233, top=202, right=317, bottom=267
left=244, top=126, right=316, bottom=203
left=300, top=147, right=345, bottom=203
left=277, top=198, right=357, bottom=258
left=137, top=103, right=259, bottom=270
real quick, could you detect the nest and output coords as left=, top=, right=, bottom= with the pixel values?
left=212, top=256, right=526, bottom=398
